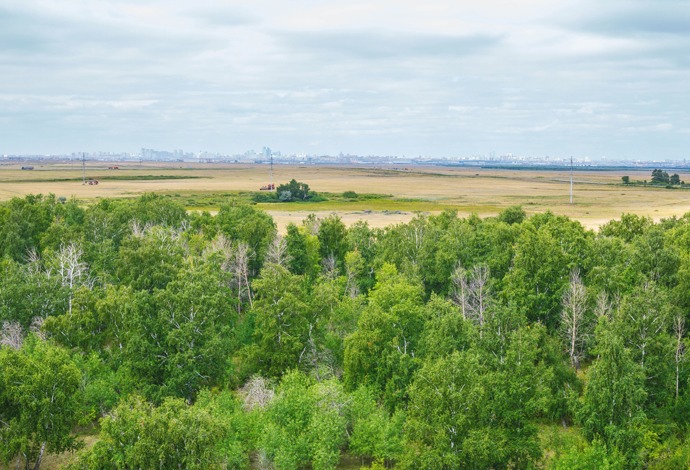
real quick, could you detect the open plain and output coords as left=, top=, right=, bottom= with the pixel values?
left=1, top=161, right=688, bottom=230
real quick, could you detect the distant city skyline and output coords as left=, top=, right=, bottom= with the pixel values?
left=4, top=147, right=690, bottom=168
left=1, top=1, right=688, bottom=160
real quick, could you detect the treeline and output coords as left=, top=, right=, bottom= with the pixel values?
left=622, top=169, right=684, bottom=186
left=2, top=194, right=690, bottom=468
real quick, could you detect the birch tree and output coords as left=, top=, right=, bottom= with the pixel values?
left=54, top=242, right=90, bottom=315
left=230, top=241, right=254, bottom=312
left=0, top=321, right=23, bottom=350
left=266, top=234, right=289, bottom=267
left=250, top=264, right=310, bottom=377
left=0, top=338, right=84, bottom=470
left=69, top=396, right=225, bottom=470
left=615, top=284, right=675, bottom=411
left=561, top=269, right=587, bottom=370
left=673, top=314, right=685, bottom=401
left=451, top=262, right=492, bottom=335
left=451, top=263, right=469, bottom=320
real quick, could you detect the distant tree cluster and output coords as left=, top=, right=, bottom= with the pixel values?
left=4, top=195, right=690, bottom=468
left=276, top=179, right=315, bottom=202
left=622, top=170, right=683, bottom=186
left=651, top=168, right=682, bottom=185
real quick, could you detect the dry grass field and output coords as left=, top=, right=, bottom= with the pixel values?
left=1, top=161, right=689, bottom=230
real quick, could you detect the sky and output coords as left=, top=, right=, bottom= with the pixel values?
left=1, top=0, right=688, bottom=159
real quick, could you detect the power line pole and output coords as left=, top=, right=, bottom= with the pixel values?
left=82, top=152, right=86, bottom=185
left=269, top=154, right=274, bottom=189
left=570, top=156, right=573, bottom=204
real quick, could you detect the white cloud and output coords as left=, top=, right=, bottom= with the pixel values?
left=0, top=0, right=688, bottom=158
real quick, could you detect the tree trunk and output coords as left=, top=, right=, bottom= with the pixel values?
left=33, top=443, right=46, bottom=470
left=674, top=314, right=685, bottom=401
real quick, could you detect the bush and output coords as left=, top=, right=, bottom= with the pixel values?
left=252, top=192, right=278, bottom=203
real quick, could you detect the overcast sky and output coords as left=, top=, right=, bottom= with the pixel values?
left=1, top=0, right=688, bottom=159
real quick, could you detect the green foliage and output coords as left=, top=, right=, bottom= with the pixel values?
left=504, top=226, right=566, bottom=327
left=127, top=263, right=236, bottom=402
left=43, top=285, right=141, bottom=358
left=586, top=236, right=642, bottom=295
left=252, top=191, right=279, bottom=202
left=39, top=198, right=86, bottom=252
left=343, top=264, right=425, bottom=409
left=276, top=179, right=315, bottom=202
left=0, top=194, right=62, bottom=261
left=579, top=318, right=647, bottom=464
left=0, top=258, right=69, bottom=328
left=346, top=221, right=378, bottom=292
left=194, top=389, right=254, bottom=469
left=285, top=223, right=311, bottom=275
left=7, top=193, right=690, bottom=468
left=42, top=287, right=104, bottom=351
left=417, top=294, right=473, bottom=359
left=318, top=214, right=349, bottom=270
left=630, top=226, right=680, bottom=287
left=260, top=371, right=347, bottom=470
left=69, top=396, right=226, bottom=469
left=115, top=226, right=186, bottom=291
left=644, top=435, right=690, bottom=469
left=248, top=264, right=311, bottom=378
left=348, top=386, right=404, bottom=462
left=497, top=205, right=526, bottom=225
left=308, top=275, right=362, bottom=377
left=0, top=337, right=85, bottom=468
left=651, top=169, right=670, bottom=185
left=72, top=352, right=120, bottom=419
left=550, top=439, right=626, bottom=470
left=128, top=192, right=189, bottom=228
left=402, top=326, right=548, bottom=470
left=216, top=203, right=276, bottom=275
left=599, top=213, right=653, bottom=242
left=613, top=284, right=675, bottom=412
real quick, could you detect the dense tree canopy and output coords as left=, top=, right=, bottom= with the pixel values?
left=2, top=193, right=690, bottom=468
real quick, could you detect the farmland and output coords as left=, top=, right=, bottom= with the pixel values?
left=1, top=161, right=689, bottom=230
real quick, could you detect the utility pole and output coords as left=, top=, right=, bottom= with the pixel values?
left=269, top=154, right=274, bottom=189
left=570, top=156, right=573, bottom=204
left=82, top=153, right=86, bottom=185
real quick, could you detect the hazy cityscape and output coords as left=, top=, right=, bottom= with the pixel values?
left=3, top=146, right=689, bottom=169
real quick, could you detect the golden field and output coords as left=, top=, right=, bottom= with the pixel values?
left=1, top=161, right=688, bottom=230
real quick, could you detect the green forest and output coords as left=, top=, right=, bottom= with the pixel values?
left=3, top=193, right=690, bottom=469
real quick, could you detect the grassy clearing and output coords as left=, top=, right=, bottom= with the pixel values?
left=2, top=162, right=690, bottom=230
left=257, top=198, right=449, bottom=212
left=0, top=433, right=99, bottom=470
